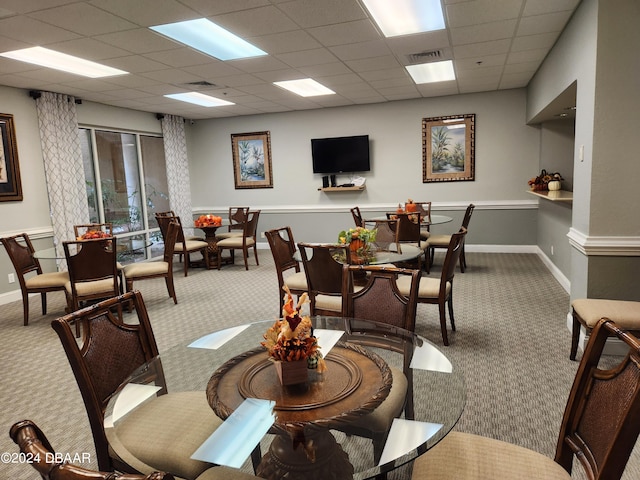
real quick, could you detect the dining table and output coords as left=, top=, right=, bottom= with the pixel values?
left=292, top=243, right=425, bottom=267
left=105, top=317, right=466, bottom=480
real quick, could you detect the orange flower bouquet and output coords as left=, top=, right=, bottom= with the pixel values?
left=194, top=214, right=222, bottom=227
left=77, top=230, right=111, bottom=240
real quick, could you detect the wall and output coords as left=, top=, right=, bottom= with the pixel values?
left=187, top=88, right=541, bottom=245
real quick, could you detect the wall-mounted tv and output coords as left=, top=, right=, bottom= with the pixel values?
left=311, top=135, right=370, bottom=174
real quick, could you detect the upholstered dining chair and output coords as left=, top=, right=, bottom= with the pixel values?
left=411, top=318, right=640, bottom=480
left=569, top=298, right=640, bottom=360
left=340, top=264, right=421, bottom=471
left=122, top=220, right=179, bottom=307
left=265, top=226, right=308, bottom=315
left=371, top=219, right=400, bottom=252
left=1, top=233, right=69, bottom=326
left=155, top=213, right=210, bottom=276
left=215, top=207, right=249, bottom=240
left=51, top=291, right=227, bottom=480
left=63, top=237, right=120, bottom=315
left=406, top=201, right=432, bottom=240
left=298, top=242, right=351, bottom=316
left=426, top=203, right=474, bottom=273
left=387, top=213, right=428, bottom=269
left=397, top=228, right=467, bottom=346
left=216, top=210, right=260, bottom=270
left=351, top=206, right=364, bottom=227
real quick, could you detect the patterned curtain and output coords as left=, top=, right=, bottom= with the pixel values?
left=35, top=92, right=89, bottom=266
left=161, top=114, right=195, bottom=236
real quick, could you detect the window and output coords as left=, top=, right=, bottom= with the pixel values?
left=80, top=128, right=169, bottom=263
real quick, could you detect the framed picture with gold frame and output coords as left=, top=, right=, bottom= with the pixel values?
left=422, top=114, right=475, bottom=183
left=0, top=113, right=23, bottom=201
left=231, top=131, right=273, bottom=189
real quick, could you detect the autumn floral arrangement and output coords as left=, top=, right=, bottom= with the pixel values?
left=261, top=288, right=326, bottom=371
left=77, top=230, right=111, bottom=240
left=338, top=226, right=377, bottom=264
left=194, top=214, right=222, bottom=227
left=528, top=170, right=563, bottom=191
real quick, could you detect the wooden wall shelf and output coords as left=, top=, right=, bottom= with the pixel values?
left=527, top=190, right=573, bottom=202
left=318, top=186, right=365, bottom=192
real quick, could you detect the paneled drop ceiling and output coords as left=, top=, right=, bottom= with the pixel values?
left=0, top=0, right=581, bottom=120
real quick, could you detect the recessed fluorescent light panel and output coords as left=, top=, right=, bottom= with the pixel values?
left=0, top=46, right=128, bottom=78
left=164, top=92, right=235, bottom=107
left=273, top=79, right=335, bottom=97
left=362, top=0, right=445, bottom=37
left=406, top=60, right=455, bottom=84
left=150, top=18, right=267, bottom=61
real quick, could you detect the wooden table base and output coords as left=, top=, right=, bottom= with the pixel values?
left=256, top=430, right=353, bottom=480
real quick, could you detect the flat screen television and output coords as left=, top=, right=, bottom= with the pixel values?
left=311, top=135, right=370, bottom=174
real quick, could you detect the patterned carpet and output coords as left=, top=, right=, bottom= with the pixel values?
left=1, top=252, right=638, bottom=479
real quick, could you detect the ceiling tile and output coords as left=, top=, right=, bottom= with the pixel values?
left=28, top=3, right=137, bottom=36
left=446, top=0, right=524, bottom=28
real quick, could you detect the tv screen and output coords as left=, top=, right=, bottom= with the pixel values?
left=311, top=135, right=370, bottom=174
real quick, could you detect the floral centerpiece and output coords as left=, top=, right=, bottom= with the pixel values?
left=261, top=288, right=325, bottom=384
left=528, top=170, right=563, bottom=191
left=338, top=226, right=377, bottom=264
left=194, top=214, right=222, bottom=227
left=77, top=230, right=111, bottom=240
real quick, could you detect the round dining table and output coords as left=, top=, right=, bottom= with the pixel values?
left=105, top=317, right=466, bottom=480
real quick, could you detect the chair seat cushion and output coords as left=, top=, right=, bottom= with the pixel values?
left=572, top=299, right=640, bottom=328
left=25, top=271, right=68, bottom=288
left=175, top=240, right=209, bottom=253
left=107, top=391, right=223, bottom=480
left=217, top=237, right=255, bottom=248
left=123, top=261, right=169, bottom=279
left=215, top=231, right=244, bottom=240
left=315, top=294, right=342, bottom=313
left=346, top=366, right=407, bottom=432
left=426, top=234, right=451, bottom=247
left=396, top=276, right=450, bottom=299
left=65, top=278, right=117, bottom=296
left=411, top=431, right=570, bottom=479
left=284, top=271, right=308, bottom=291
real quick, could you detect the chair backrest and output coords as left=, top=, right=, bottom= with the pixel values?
left=10, top=419, right=174, bottom=480
left=229, top=207, right=249, bottom=230
left=1, top=233, right=43, bottom=286
left=351, top=206, right=364, bottom=227
left=155, top=213, right=185, bottom=244
left=343, top=265, right=421, bottom=331
left=243, top=210, right=261, bottom=240
left=73, top=223, right=113, bottom=239
left=554, top=319, right=640, bottom=480
left=298, top=242, right=349, bottom=314
left=265, top=227, right=300, bottom=285
left=461, top=203, right=475, bottom=229
left=51, top=291, right=164, bottom=471
left=393, top=213, right=422, bottom=244
left=413, top=201, right=432, bottom=224
left=162, top=221, right=180, bottom=264
left=63, top=237, right=119, bottom=290
left=372, top=219, right=400, bottom=252
left=439, top=228, right=467, bottom=290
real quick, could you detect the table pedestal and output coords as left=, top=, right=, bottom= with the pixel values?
left=196, top=225, right=233, bottom=268
left=256, top=430, right=353, bottom=480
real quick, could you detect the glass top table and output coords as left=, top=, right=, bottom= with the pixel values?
left=292, top=243, right=424, bottom=266
left=105, top=317, right=465, bottom=480
left=366, top=214, right=453, bottom=226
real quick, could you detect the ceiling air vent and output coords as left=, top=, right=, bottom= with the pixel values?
left=406, top=50, right=443, bottom=64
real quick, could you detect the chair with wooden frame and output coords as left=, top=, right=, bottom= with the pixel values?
left=51, top=291, right=228, bottom=480
left=265, top=226, right=308, bottom=316
left=371, top=219, right=400, bottom=253
left=411, top=318, right=640, bottom=480
left=426, top=203, right=474, bottom=274
left=1, top=233, right=69, bottom=326
left=63, top=237, right=120, bottom=315
left=298, top=242, right=351, bottom=316
left=73, top=222, right=113, bottom=239
left=387, top=212, right=428, bottom=269
left=155, top=213, right=210, bottom=276
left=351, top=206, right=364, bottom=227
left=397, top=228, right=467, bottom=346
left=10, top=419, right=174, bottom=480
left=215, top=207, right=249, bottom=240
left=341, top=265, right=421, bottom=465
left=406, top=201, right=432, bottom=241
left=122, top=220, right=179, bottom=307
left=216, top=210, right=260, bottom=270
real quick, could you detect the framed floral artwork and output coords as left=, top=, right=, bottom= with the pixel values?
left=0, top=113, right=23, bottom=201
left=422, top=113, right=475, bottom=183
left=231, top=131, right=273, bottom=189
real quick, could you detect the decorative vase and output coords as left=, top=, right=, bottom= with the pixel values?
left=349, top=239, right=367, bottom=264
left=548, top=180, right=561, bottom=191
left=274, top=360, right=308, bottom=386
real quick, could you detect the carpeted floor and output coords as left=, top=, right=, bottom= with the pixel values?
left=1, top=252, right=638, bottom=479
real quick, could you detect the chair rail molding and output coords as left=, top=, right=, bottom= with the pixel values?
left=568, top=228, right=640, bottom=256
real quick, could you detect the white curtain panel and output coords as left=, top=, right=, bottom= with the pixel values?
left=161, top=114, right=195, bottom=236
left=35, top=92, right=89, bottom=267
